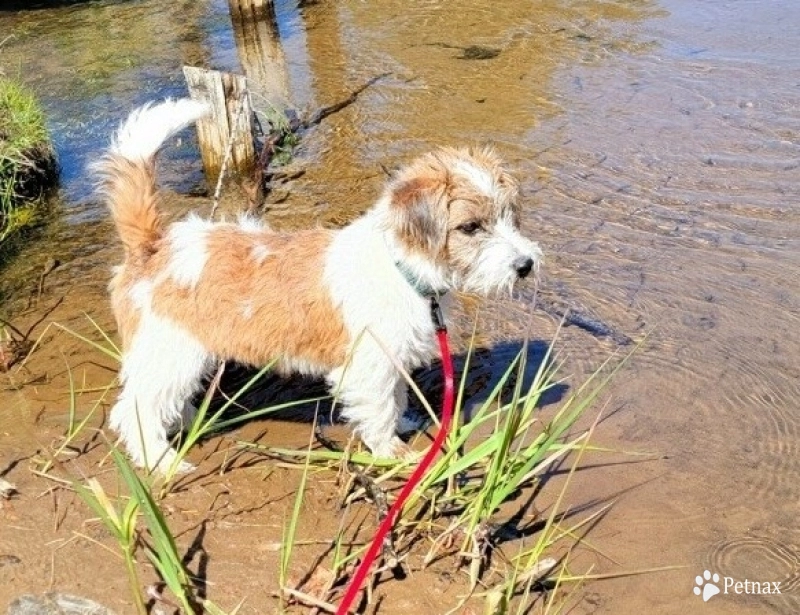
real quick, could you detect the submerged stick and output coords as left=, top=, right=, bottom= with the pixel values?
left=537, top=297, right=632, bottom=345
left=302, top=73, right=390, bottom=129
left=351, top=470, right=399, bottom=568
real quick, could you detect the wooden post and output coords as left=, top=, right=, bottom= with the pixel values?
left=183, top=66, right=256, bottom=181
left=230, top=0, right=290, bottom=109
left=228, top=0, right=273, bottom=22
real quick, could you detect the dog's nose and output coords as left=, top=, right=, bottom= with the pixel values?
left=513, top=256, right=534, bottom=279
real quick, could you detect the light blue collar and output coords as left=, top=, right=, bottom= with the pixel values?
left=394, top=261, right=448, bottom=298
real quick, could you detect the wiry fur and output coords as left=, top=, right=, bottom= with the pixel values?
left=96, top=99, right=542, bottom=472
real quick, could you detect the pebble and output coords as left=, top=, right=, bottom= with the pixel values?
left=6, top=593, right=116, bottom=615
left=0, top=478, right=17, bottom=499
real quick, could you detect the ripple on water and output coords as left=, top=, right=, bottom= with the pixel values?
left=513, top=1, right=800, bottom=512
left=706, top=537, right=800, bottom=612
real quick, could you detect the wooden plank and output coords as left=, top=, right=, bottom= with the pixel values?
left=183, top=66, right=256, bottom=182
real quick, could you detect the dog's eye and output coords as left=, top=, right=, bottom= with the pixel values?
left=456, top=221, right=483, bottom=235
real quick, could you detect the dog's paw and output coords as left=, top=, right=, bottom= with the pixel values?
left=154, top=450, right=196, bottom=476
left=367, top=436, right=419, bottom=462
left=166, top=404, right=199, bottom=437
left=171, top=458, right=197, bottom=475
left=398, top=444, right=424, bottom=463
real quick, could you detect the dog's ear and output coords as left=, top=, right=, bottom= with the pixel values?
left=497, top=169, right=521, bottom=224
left=388, top=177, right=449, bottom=254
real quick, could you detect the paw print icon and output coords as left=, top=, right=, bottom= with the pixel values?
left=694, top=570, right=721, bottom=602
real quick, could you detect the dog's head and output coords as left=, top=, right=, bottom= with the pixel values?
left=380, top=146, right=542, bottom=295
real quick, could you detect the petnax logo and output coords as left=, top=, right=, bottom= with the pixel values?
left=693, top=569, right=781, bottom=602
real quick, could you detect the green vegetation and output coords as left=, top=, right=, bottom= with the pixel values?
left=0, top=76, right=57, bottom=245
left=258, top=103, right=301, bottom=167
left=259, top=327, right=636, bottom=613
left=30, top=316, right=669, bottom=614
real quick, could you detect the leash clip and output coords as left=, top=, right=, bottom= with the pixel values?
left=430, top=296, right=447, bottom=333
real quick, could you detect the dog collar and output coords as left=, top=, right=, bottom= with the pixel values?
left=394, top=261, right=448, bottom=299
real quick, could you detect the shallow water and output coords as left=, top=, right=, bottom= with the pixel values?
left=1, top=0, right=799, bottom=613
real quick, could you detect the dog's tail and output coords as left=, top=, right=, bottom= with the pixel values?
left=94, top=98, right=209, bottom=262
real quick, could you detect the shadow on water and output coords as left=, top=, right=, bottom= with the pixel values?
left=204, top=338, right=568, bottom=441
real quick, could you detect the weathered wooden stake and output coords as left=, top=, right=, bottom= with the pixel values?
left=228, top=0, right=273, bottom=22
left=183, top=66, right=256, bottom=182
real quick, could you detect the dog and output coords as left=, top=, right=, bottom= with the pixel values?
left=94, top=98, right=542, bottom=472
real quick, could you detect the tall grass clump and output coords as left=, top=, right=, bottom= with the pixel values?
left=75, top=448, right=224, bottom=614
left=0, top=76, right=57, bottom=245
left=254, top=327, right=642, bottom=612
left=257, top=102, right=300, bottom=166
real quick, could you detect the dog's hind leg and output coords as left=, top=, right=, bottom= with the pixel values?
left=110, top=313, right=213, bottom=473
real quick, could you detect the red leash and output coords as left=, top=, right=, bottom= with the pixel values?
left=334, top=298, right=455, bottom=614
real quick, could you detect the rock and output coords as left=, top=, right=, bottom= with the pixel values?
left=458, top=45, right=501, bottom=60
left=0, top=478, right=17, bottom=499
left=6, top=593, right=116, bottom=615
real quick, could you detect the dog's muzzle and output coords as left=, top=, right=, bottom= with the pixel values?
left=513, top=256, right=534, bottom=279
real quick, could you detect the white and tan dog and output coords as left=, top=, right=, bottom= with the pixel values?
left=95, top=99, right=541, bottom=472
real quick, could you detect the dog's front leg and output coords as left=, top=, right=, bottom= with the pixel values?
left=329, top=359, right=410, bottom=459
left=110, top=396, right=189, bottom=473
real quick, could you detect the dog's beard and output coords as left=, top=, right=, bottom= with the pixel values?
left=459, top=254, right=520, bottom=296
left=456, top=237, right=541, bottom=297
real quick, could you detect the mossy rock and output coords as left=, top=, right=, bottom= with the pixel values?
left=458, top=45, right=501, bottom=60
left=0, top=76, right=58, bottom=244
